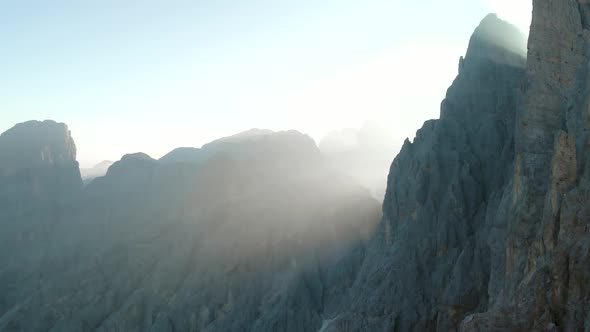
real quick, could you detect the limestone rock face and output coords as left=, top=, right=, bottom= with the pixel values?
left=0, top=120, right=78, bottom=170
left=0, top=120, right=83, bottom=325
left=323, top=5, right=590, bottom=330
left=462, top=1, right=590, bottom=330
left=202, top=129, right=322, bottom=168
left=319, top=14, right=528, bottom=331
left=0, top=119, right=82, bottom=219
left=0, top=120, right=82, bottom=213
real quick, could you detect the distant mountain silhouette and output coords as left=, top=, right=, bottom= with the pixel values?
left=80, top=160, right=114, bottom=182
left=0, top=120, right=79, bottom=171
left=210, top=128, right=275, bottom=143
left=160, top=129, right=322, bottom=168
left=159, top=129, right=277, bottom=165
left=158, top=147, right=205, bottom=164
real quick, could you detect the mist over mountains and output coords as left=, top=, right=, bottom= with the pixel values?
left=0, top=120, right=381, bottom=331
left=4, top=2, right=590, bottom=331
left=319, top=123, right=400, bottom=199
left=80, top=160, right=114, bottom=183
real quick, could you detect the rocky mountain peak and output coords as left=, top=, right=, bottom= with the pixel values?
left=322, top=13, right=529, bottom=331
left=158, top=147, right=203, bottom=164
left=460, top=13, right=527, bottom=71
left=120, top=152, right=154, bottom=162
left=0, top=120, right=77, bottom=171
left=105, top=152, right=155, bottom=176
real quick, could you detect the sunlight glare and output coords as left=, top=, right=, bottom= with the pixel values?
left=485, top=0, right=532, bottom=34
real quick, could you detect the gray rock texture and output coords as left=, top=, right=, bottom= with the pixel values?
left=320, top=13, right=528, bottom=331
left=0, top=121, right=83, bottom=328
left=323, top=5, right=590, bottom=330
left=462, top=1, right=590, bottom=330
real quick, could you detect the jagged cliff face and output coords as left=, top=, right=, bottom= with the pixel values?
left=317, top=14, right=528, bottom=331
left=320, top=3, right=590, bottom=330
left=321, top=2, right=590, bottom=331
left=0, top=120, right=83, bottom=323
left=0, top=120, right=82, bottom=224
left=464, top=1, right=590, bottom=330
left=0, top=120, right=78, bottom=170
left=0, top=120, right=82, bottom=205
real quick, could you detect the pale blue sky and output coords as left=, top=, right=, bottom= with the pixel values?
left=0, top=0, right=531, bottom=166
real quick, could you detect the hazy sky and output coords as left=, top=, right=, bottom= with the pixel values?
left=1, top=0, right=531, bottom=167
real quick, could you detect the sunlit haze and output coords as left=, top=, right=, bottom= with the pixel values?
left=0, top=0, right=531, bottom=167
left=10, top=1, right=582, bottom=330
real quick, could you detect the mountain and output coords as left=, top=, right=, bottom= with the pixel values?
left=209, top=128, right=275, bottom=144
left=158, top=147, right=205, bottom=164
left=0, top=120, right=83, bottom=217
left=201, top=129, right=321, bottom=167
left=0, top=120, right=83, bottom=324
left=0, top=126, right=380, bottom=331
left=4, top=2, right=590, bottom=331
left=158, top=129, right=315, bottom=166
left=463, top=3, right=590, bottom=330
left=316, top=13, right=528, bottom=331
left=80, top=160, right=114, bottom=182
left=321, top=6, right=590, bottom=331
left=0, top=120, right=78, bottom=170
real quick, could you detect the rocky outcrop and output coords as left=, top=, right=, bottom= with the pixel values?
left=314, top=2, right=590, bottom=331
left=314, top=5, right=590, bottom=330
left=0, top=119, right=82, bottom=223
left=202, top=129, right=322, bottom=169
left=0, top=120, right=83, bottom=323
left=461, top=1, right=590, bottom=330
left=0, top=120, right=78, bottom=170
left=319, top=5, right=590, bottom=330
left=0, top=120, right=82, bottom=211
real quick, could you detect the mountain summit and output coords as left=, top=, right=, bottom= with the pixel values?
left=462, top=13, right=527, bottom=66
left=0, top=120, right=78, bottom=172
